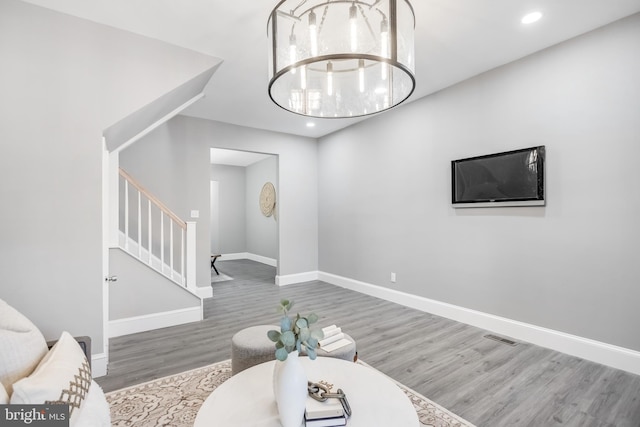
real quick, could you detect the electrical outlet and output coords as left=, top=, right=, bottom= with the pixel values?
left=390, top=272, right=396, bottom=283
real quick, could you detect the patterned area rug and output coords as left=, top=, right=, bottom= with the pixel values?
left=106, top=359, right=475, bottom=427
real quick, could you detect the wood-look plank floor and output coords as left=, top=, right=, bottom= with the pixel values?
left=96, top=260, right=640, bottom=427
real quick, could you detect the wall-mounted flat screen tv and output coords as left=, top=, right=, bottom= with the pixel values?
left=451, top=146, right=545, bottom=208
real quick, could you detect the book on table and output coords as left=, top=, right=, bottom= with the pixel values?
left=305, top=393, right=346, bottom=426
left=305, top=395, right=344, bottom=419
left=319, top=325, right=352, bottom=353
left=304, top=414, right=347, bottom=427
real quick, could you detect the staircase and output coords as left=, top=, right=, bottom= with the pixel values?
left=118, top=168, right=197, bottom=294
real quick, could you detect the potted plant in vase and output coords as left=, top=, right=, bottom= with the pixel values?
left=267, top=300, right=324, bottom=427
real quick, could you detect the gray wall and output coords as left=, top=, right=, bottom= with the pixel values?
left=209, top=157, right=278, bottom=260
left=0, top=0, right=218, bottom=354
left=109, top=249, right=200, bottom=320
left=120, top=115, right=318, bottom=283
left=120, top=124, right=190, bottom=221
left=246, top=157, right=279, bottom=260
left=210, top=165, right=247, bottom=254
left=318, top=14, right=640, bottom=352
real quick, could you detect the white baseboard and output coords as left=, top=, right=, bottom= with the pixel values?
left=318, top=271, right=640, bottom=376
left=276, top=271, right=319, bottom=286
left=247, top=253, right=277, bottom=267
left=92, top=352, right=108, bottom=378
left=195, top=285, right=213, bottom=298
left=109, top=306, right=202, bottom=338
left=218, top=252, right=248, bottom=261
left=219, top=252, right=277, bottom=267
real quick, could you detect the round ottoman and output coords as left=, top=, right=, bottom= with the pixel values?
left=231, top=325, right=278, bottom=375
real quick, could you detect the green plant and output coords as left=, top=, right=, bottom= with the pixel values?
left=267, top=299, right=324, bottom=361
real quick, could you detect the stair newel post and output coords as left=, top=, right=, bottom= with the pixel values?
left=181, top=227, right=186, bottom=286
left=160, top=212, right=165, bottom=272
left=148, top=199, right=152, bottom=265
left=124, top=179, right=130, bottom=251
left=186, top=221, right=197, bottom=291
left=137, top=191, right=142, bottom=258
left=170, top=220, right=175, bottom=276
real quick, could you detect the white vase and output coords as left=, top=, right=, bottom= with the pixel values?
left=273, top=350, right=307, bottom=427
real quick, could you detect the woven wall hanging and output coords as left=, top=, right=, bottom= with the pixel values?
left=259, top=182, right=276, bottom=217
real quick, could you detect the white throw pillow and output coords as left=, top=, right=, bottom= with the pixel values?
left=11, top=331, right=92, bottom=427
left=0, top=298, right=48, bottom=396
left=0, top=381, right=8, bottom=404
left=75, top=381, right=111, bottom=427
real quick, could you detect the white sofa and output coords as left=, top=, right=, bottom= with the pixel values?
left=0, top=298, right=110, bottom=426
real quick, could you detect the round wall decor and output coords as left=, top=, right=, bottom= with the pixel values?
left=259, top=182, right=276, bottom=217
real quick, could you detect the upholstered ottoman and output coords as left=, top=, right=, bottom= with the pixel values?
left=231, top=326, right=358, bottom=375
left=231, top=325, right=278, bottom=375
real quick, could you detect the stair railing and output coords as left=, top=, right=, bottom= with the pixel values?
left=118, top=168, right=195, bottom=290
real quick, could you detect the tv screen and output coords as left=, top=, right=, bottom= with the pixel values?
left=451, top=146, right=545, bottom=207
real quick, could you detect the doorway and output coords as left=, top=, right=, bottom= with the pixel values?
left=209, top=148, right=278, bottom=281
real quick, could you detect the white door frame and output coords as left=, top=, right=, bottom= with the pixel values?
left=100, top=138, right=121, bottom=376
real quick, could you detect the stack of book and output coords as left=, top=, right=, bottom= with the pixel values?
left=304, top=396, right=347, bottom=426
left=318, top=325, right=352, bottom=353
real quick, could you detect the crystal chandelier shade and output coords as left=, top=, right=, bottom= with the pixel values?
left=268, top=0, right=415, bottom=118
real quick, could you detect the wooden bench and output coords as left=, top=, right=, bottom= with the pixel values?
left=211, top=254, right=221, bottom=275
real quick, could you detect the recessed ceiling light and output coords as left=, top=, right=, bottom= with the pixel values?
left=306, top=122, right=316, bottom=128
left=521, top=11, right=543, bottom=24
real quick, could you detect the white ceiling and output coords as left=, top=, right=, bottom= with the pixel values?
left=22, top=0, right=640, bottom=138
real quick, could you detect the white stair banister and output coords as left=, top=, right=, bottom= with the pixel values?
left=118, top=168, right=195, bottom=293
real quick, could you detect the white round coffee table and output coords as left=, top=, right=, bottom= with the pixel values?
left=194, top=357, right=420, bottom=427
left=194, top=356, right=418, bottom=427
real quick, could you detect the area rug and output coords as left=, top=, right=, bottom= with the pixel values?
left=106, top=359, right=475, bottom=427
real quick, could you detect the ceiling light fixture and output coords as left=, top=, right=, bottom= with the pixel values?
left=521, top=11, right=543, bottom=24
left=268, top=0, right=415, bottom=118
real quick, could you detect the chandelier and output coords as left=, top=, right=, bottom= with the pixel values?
left=268, top=0, right=415, bottom=118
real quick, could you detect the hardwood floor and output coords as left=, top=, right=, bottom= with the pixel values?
left=96, top=260, right=640, bottom=427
